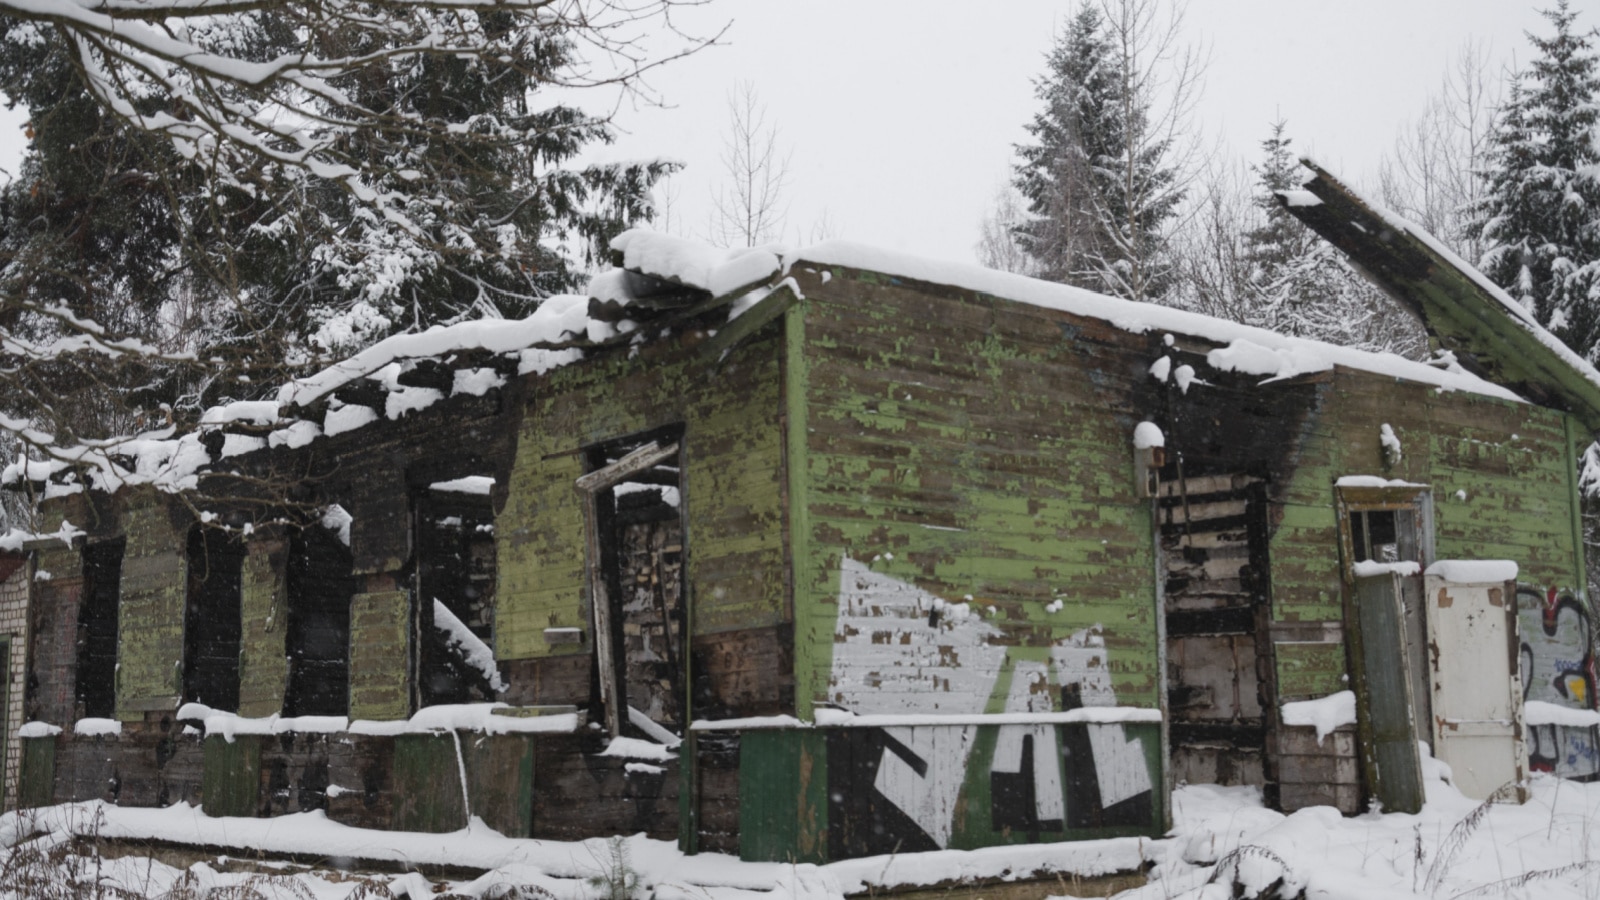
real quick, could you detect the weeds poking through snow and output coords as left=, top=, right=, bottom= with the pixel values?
left=1205, top=844, right=1298, bottom=898
left=1412, top=823, right=1426, bottom=893
left=1424, top=781, right=1523, bottom=894
left=1447, top=860, right=1600, bottom=899
left=586, top=836, right=641, bottom=900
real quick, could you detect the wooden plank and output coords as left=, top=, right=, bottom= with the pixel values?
left=201, top=735, right=261, bottom=818
left=703, top=285, right=798, bottom=360
left=1349, top=573, right=1424, bottom=815
left=738, top=729, right=827, bottom=863
left=392, top=734, right=467, bottom=833
left=17, top=737, right=55, bottom=809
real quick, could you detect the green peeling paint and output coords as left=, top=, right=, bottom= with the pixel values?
left=237, top=536, right=287, bottom=718
left=498, top=326, right=789, bottom=661
left=349, top=591, right=409, bottom=720
left=115, top=491, right=188, bottom=717
left=792, top=270, right=1160, bottom=713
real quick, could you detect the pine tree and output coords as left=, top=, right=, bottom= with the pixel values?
left=1010, top=0, right=1193, bottom=303
left=1469, top=0, right=1600, bottom=361
left=0, top=8, right=679, bottom=437
left=1012, top=3, right=1121, bottom=287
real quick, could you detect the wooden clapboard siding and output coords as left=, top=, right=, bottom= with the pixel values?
left=790, top=265, right=1163, bottom=720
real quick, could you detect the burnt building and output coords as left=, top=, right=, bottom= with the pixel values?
left=3, top=165, right=1596, bottom=860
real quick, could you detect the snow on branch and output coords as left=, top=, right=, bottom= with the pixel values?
left=36, top=1, right=713, bottom=215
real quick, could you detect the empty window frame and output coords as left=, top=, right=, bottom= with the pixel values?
left=283, top=519, right=356, bottom=717
left=183, top=526, right=245, bottom=712
left=413, top=478, right=498, bottom=708
left=76, top=538, right=125, bottom=719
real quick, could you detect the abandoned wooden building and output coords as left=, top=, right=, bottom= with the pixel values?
left=1, top=164, right=1597, bottom=859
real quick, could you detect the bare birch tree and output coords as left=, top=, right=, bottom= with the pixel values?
left=710, top=81, right=792, bottom=247
left=1378, top=40, right=1501, bottom=262
left=975, top=185, right=1038, bottom=274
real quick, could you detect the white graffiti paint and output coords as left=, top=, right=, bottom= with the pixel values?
left=830, top=557, right=1007, bottom=715
left=1052, top=628, right=1151, bottom=807
left=991, top=661, right=1064, bottom=825
left=1517, top=586, right=1600, bottom=780
left=873, top=725, right=974, bottom=847
left=829, top=559, right=1152, bottom=845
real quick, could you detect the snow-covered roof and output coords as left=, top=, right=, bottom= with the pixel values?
left=3, top=200, right=1571, bottom=506
left=781, top=240, right=1521, bottom=402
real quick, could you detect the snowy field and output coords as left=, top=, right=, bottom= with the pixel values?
left=3, top=749, right=1599, bottom=899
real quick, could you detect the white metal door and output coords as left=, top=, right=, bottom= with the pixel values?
left=1425, top=572, right=1527, bottom=801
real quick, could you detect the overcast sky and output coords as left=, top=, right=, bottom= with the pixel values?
left=0, top=1, right=1565, bottom=266
left=589, top=0, right=1560, bottom=263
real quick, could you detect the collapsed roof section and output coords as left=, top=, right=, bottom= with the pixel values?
left=1279, top=158, right=1600, bottom=435
left=0, top=244, right=789, bottom=502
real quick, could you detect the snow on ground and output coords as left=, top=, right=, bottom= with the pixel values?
left=8, top=751, right=1600, bottom=899
left=1073, top=757, right=1600, bottom=900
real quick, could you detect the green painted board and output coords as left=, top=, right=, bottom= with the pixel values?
left=393, top=734, right=467, bottom=833
left=17, top=737, right=55, bottom=809
left=1350, top=574, right=1423, bottom=815
left=1276, top=642, right=1346, bottom=699
left=739, top=730, right=828, bottom=863
left=465, top=734, right=533, bottom=837
left=202, top=735, right=261, bottom=818
left=348, top=591, right=409, bottom=720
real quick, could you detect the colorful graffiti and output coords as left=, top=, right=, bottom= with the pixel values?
left=826, top=558, right=1155, bottom=854
left=1517, top=584, right=1600, bottom=780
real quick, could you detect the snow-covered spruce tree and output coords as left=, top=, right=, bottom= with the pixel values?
left=1010, top=0, right=1195, bottom=303
left=1012, top=2, right=1122, bottom=286
left=0, top=2, right=704, bottom=448
left=1468, top=0, right=1600, bottom=362
left=1238, top=121, right=1424, bottom=356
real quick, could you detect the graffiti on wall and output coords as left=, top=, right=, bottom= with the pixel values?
left=1517, top=584, right=1600, bottom=780
left=826, top=557, right=1154, bottom=855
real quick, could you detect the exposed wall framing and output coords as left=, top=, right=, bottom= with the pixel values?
left=183, top=527, right=245, bottom=711
left=76, top=538, right=124, bottom=720
left=577, top=430, right=686, bottom=739
left=284, top=522, right=356, bottom=717
left=412, top=475, right=499, bottom=709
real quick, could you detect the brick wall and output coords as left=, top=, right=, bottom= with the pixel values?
left=0, top=556, right=29, bottom=811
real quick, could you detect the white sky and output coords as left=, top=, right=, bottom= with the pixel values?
left=0, top=1, right=1564, bottom=266
left=592, top=0, right=1560, bottom=263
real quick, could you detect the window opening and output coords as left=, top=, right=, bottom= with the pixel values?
left=284, top=517, right=356, bottom=717
left=414, top=477, right=498, bottom=708
left=1348, top=509, right=1400, bottom=563
left=77, top=538, right=124, bottom=720
left=183, top=527, right=245, bottom=711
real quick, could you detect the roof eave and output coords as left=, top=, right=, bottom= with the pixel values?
left=1282, top=159, right=1600, bottom=435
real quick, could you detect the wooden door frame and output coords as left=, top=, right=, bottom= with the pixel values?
left=576, top=440, right=681, bottom=738
left=1335, top=483, right=1433, bottom=814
